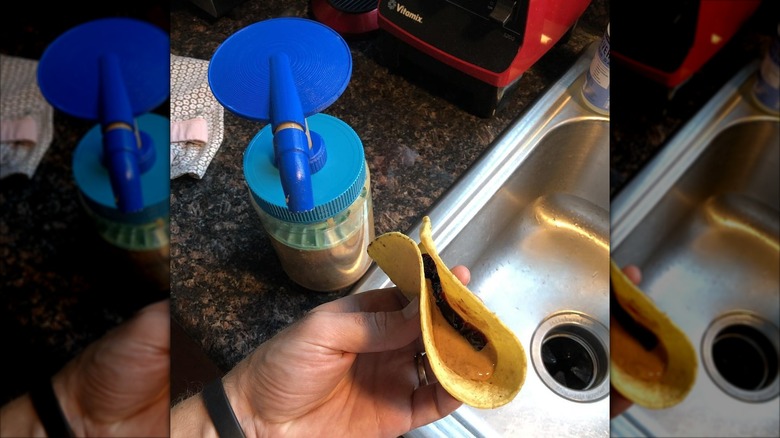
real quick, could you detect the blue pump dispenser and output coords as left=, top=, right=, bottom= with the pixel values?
left=209, top=18, right=375, bottom=290
left=37, top=17, right=170, bottom=248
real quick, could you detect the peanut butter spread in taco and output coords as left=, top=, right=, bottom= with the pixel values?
left=610, top=259, right=696, bottom=409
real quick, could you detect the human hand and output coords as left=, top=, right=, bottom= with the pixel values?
left=610, top=264, right=641, bottom=419
left=56, top=299, right=171, bottom=436
left=1, top=299, right=170, bottom=437
left=174, top=266, right=470, bottom=438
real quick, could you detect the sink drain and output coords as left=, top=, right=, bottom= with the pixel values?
left=531, top=311, right=609, bottom=402
left=702, top=311, right=780, bottom=402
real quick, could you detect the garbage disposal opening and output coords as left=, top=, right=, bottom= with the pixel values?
left=702, top=311, right=780, bottom=402
left=532, top=312, right=610, bottom=402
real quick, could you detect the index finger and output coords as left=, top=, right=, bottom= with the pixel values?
left=313, top=287, right=409, bottom=314
left=314, top=265, right=471, bottom=314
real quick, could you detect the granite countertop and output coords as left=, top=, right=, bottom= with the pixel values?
left=169, top=0, right=609, bottom=372
left=0, top=4, right=170, bottom=404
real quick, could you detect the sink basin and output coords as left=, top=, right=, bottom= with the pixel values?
left=351, top=41, right=610, bottom=437
left=610, top=61, right=780, bottom=437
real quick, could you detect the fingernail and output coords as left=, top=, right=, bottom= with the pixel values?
left=403, top=297, right=420, bottom=320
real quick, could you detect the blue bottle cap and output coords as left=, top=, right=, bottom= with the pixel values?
left=73, top=113, right=170, bottom=225
left=244, top=113, right=365, bottom=224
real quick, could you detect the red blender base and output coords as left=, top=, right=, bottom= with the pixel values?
left=310, top=0, right=378, bottom=38
left=373, top=0, right=590, bottom=117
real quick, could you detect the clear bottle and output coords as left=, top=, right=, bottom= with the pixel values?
left=752, top=23, right=779, bottom=114
left=244, top=113, right=375, bottom=292
left=582, top=23, right=610, bottom=114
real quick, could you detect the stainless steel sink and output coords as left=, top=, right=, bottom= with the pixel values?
left=610, top=61, right=780, bottom=437
left=351, top=41, right=611, bottom=437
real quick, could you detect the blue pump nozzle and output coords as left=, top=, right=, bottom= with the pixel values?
left=99, top=54, right=145, bottom=213
left=269, top=52, right=315, bottom=213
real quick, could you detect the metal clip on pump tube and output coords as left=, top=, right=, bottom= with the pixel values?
left=269, top=52, right=318, bottom=213
left=99, top=53, right=149, bottom=213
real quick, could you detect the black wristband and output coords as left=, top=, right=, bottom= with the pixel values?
left=28, top=378, right=74, bottom=438
left=202, top=378, right=247, bottom=438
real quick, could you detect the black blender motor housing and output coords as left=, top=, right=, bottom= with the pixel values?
left=376, top=0, right=529, bottom=117
left=327, top=0, right=377, bottom=15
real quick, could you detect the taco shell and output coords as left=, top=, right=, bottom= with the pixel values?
left=610, top=259, right=697, bottom=409
left=367, top=216, right=526, bottom=409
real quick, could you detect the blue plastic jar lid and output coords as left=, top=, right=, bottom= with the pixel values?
left=208, top=17, right=352, bottom=121
left=37, top=17, right=169, bottom=120
left=73, top=113, right=170, bottom=224
left=244, top=113, right=365, bottom=224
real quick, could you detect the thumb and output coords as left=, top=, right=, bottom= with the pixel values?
left=115, top=299, right=170, bottom=352
left=300, top=297, right=421, bottom=354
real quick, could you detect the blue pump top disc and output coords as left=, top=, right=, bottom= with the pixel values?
left=37, top=17, right=169, bottom=120
left=208, top=17, right=352, bottom=121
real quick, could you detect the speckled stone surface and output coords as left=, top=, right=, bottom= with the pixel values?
left=169, top=0, right=609, bottom=372
left=0, top=4, right=170, bottom=404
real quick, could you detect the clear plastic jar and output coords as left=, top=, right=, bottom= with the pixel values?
left=250, top=165, right=374, bottom=291
left=244, top=113, right=375, bottom=292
